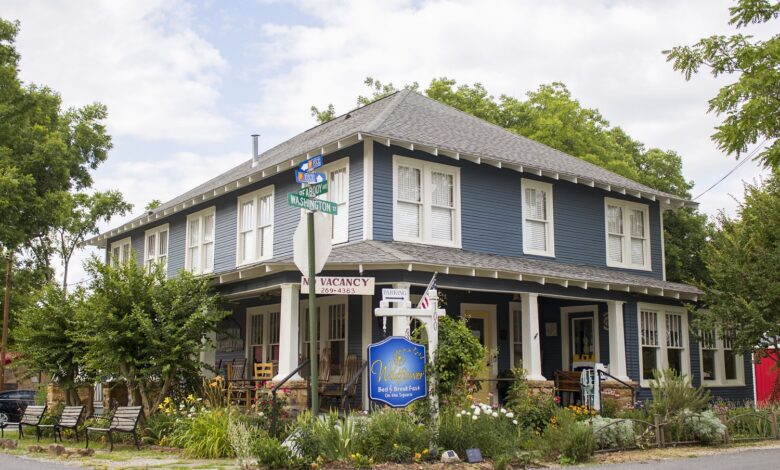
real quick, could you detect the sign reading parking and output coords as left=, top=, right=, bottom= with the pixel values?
left=368, top=336, right=427, bottom=408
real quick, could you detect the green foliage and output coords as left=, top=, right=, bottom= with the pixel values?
left=416, top=315, right=485, bottom=400
left=353, top=410, right=432, bottom=463
left=666, top=0, right=780, bottom=168
left=535, top=409, right=595, bottom=464
left=649, top=368, right=711, bottom=421
left=309, top=103, right=336, bottom=125
left=669, top=409, right=726, bottom=445
left=76, top=258, right=229, bottom=415
left=170, top=408, right=235, bottom=458
left=227, top=416, right=256, bottom=469
left=697, top=172, right=780, bottom=367
left=289, top=410, right=363, bottom=463
left=142, top=411, right=180, bottom=446
left=253, top=434, right=295, bottom=469
left=591, top=416, right=637, bottom=450
left=347, top=452, right=375, bottom=469
left=437, top=404, right=527, bottom=458
left=506, top=368, right=558, bottom=433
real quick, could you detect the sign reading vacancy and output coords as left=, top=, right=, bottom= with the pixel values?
left=301, top=276, right=375, bottom=295
left=368, top=336, right=427, bottom=407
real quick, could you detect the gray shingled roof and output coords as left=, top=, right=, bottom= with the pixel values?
left=93, top=89, right=692, bottom=243
left=224, top=240, right=701, bottom=298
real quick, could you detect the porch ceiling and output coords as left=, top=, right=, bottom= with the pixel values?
left=213, top=240, right=702, bottom=301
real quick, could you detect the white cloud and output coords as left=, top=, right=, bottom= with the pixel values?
left=248, top=0, right=772, bottom=217
left=1, top=0, right=235, bottom=143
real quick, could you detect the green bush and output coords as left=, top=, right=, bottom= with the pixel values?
left=143, top=411, right=181, bottom=446
left=171, top=408, right=235, bottom=458
left=591, top=416, right=636, bottom=450
left=649, top=368, right=710, bottom=421
left=253, top=433, right=294, bottom=469
left=506, top=368, right=558, bottom=433
left=676, top=410, right=725, bottom=445
left=535, top=410, right=595, bottom=464
left=354, top=410, right=432, bottom=463
left=228, top=416, right=256, bottom=468
left=437, top=404, right=527, bottom=458
left=288, top=411, right=363, bottom=463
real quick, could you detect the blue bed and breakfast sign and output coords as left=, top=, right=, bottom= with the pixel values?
left=367, top=336, right=427, bottom=407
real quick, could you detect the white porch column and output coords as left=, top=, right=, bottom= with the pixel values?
left=520, top=293, right=546, bottom=381
left=607, top=300, right=630, bottom=382
left=274, top=283, right=301, bottom=381
left=391, top=282, right=412, bottom=337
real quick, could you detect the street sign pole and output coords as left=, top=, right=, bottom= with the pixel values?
left=307, top=210, right=318, bottom=414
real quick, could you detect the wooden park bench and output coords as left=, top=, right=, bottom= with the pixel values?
left=0, top=404, right=47, bottom=440
left=38, top=405, right=85, bottom=442
left=85, top=406, right=143, bottom=451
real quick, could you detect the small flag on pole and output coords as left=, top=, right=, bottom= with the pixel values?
left=417, top=273, right=438, bottom=309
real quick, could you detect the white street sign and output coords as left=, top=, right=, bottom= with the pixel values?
left=382, top=288, right=409, bottom=302
left=293, top=211, right=332, bottom=275
left=301, top=276, right=375, bottom=295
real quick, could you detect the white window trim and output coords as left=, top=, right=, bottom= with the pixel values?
left=637, top=303, right=691, bottom=388
left=521, top=178, right=555, bottom=257
left=235, top=185, right=275, bottom=266
left=144, top=224, right=169, bottom=274
left=605, top=197, right=652, bottom=271
left=109, top=237, right=132, bottom=267
left=298, top=295, right=349, bottom=378
left=392, top=155, right=461, bottom=248
left=185, top=206, right=216, bottom=275
left=245, top=304, right=282, bottom=366
left=699, top=328, right=745, bottom=387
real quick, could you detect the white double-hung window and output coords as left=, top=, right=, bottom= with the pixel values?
left=322, top=158, right=349, bottom=244
left=110, top=237, right=132, bottom=267
left=144, top=224, right=169, bottom=273
left=700, top=328, right=743, bottom=386
left=605, top=198, right=651, bottom=270
left=393, top=156, right=460, bottom=247
left=521, top=179, right=555, bottom=257
left=237, top=186, right=274, bottom=265
left=638, top=304, right=690, bottom=386
left=186, top=206, right=216, bottom=274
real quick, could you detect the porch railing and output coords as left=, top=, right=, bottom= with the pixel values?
left=270, top=359, right=310, bottom=436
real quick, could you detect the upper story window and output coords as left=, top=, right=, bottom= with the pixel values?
left=237, top=186, right=274, bottom=266
left=110, top=237, right=132, bottom=268
left=321, top=158, right=349, bottom=244
left=186, top=206, right=216, bottom=275
left=393, top=155, right=460, bottom=247
left=700, top=329, right=743, bottom=386
left=521, top=179, right=555, bottom=257
left=638, top=304, right=689, bottom=386
left=605, top=197, right=651, bottom=270
left=144, top=225, right=169, bottom=274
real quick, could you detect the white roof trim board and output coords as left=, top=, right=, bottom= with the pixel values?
left=89, top=90, right=695, bottom=247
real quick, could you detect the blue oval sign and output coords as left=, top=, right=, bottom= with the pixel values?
left=367, top=336, right=427, bottom=407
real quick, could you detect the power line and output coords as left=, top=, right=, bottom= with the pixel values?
left=693, top=139, right=768, bottom=201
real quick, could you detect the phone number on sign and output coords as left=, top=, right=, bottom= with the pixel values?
left=318, top=287, right=358, bottom=295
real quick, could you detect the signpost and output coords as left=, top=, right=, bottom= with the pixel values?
left=368, top=336, right=427, bottom=407
left=301, top=276, right=375, bottom=295
left=287, top=153, right=336, bottom=414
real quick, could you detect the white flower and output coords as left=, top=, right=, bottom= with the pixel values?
left=472, top=415, right=478, bottom=420
left=189, top=406, right=196, bottom=413
left=506, top=412, right=514, bottom=419
left=474, top=408, right=481, bottom=415
left=512, top=419, right=518, bottom=425
left=179, top=404, right=185, bottom=410
left=500, top=408, right=507, bottom=414
left=258, top=412, right=264, bottom=417
left=492, top=412, right=499, bottom=418
left=187, top=413, right=192, bottom=418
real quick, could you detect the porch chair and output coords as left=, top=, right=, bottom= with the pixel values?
left=322, top=353, right=360, bottom=408
left=226, top=359, right=250, bottom=408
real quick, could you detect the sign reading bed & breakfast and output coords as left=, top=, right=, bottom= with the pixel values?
left=367, top=336, right=427, bottom=407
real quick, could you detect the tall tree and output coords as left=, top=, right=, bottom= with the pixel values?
left=695, top=171, right=780, bottom=368
left=665, top=0, right=780, bottom=168
left=0, top=18, right=113, bottom=388
left=313, top=78, right=711, bottom=283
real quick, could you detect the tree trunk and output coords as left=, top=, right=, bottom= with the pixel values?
left=86, top=385, right=95, bottom=418
left=0, top=253, right=13, bottom=391
left=150, top=369, right=176, bottom=416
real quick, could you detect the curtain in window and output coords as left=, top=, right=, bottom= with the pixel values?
left=629, top=209, right=645, bottom=265
left=203, top=214, right=215, bottom=272
left=188, top=219, right=200, bottom=272
left=607, top=205, right=623, bottom=262
left=240, top=200, right=255, bottom=262
left=524, top=188, right=547, bottom=251
left=397, top=166, right=421, bottom=238
left=258, top=194, right=273, bottom=258
left=330, top=167, right=348, bottom=241
left=431, top=171, right=454, bottom=241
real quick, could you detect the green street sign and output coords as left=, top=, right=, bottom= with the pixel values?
left=297, top=181, right=328, bottom=198
left=287, top=192, right=338, bottom=215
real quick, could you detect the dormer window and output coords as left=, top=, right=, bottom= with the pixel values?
left=521, top=179, right=555, bottom=257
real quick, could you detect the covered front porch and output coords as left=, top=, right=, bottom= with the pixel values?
left=207, top=271, right=643, bottom=411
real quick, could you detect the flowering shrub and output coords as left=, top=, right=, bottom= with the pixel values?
left=566, top=404, right=597, bottom=421
left=170, top=407, right=236, bottom=458
left=506, top=368, right=558, bottom=433
left=437, top=402, right=525, bottom=458
left=591, top=416, right=636, bottom=449
left=253, top=381, right=291, bottom=425
left=674, top=409, right=726, bottom=445
left=348, top=452, right=375, bottom=469
left=535, top=409, right=595, bottom=464
left=353, top=410, right=432, bottom=463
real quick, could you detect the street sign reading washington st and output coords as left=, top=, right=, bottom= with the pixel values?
left=298, top=155, right=323, bottom=172
left=287, top=192, right=338, bottom=214
left=297, top=181, right=327, bottom=198
left=368, top=336, right=427, bottom=408
left=295, top=170, right=326, bottom=184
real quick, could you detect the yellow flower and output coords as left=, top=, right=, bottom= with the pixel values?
left=415, top=453, right=422, bottom=460
left=423, top=449, right=429, bottom=454
left=393, top=443, right=399, bottom=448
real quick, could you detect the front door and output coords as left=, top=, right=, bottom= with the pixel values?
left=570, top=315, right=597, bottom=369
left=464, top=309, right=495, bottom=404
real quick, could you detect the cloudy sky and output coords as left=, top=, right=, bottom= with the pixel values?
left=0, top=0, right=772, bottom=286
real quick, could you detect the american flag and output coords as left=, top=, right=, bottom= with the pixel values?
left=417, top=273, right=438, bottom=309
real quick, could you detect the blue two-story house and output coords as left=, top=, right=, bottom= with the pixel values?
left=89, top=90, right=753, bottom=408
